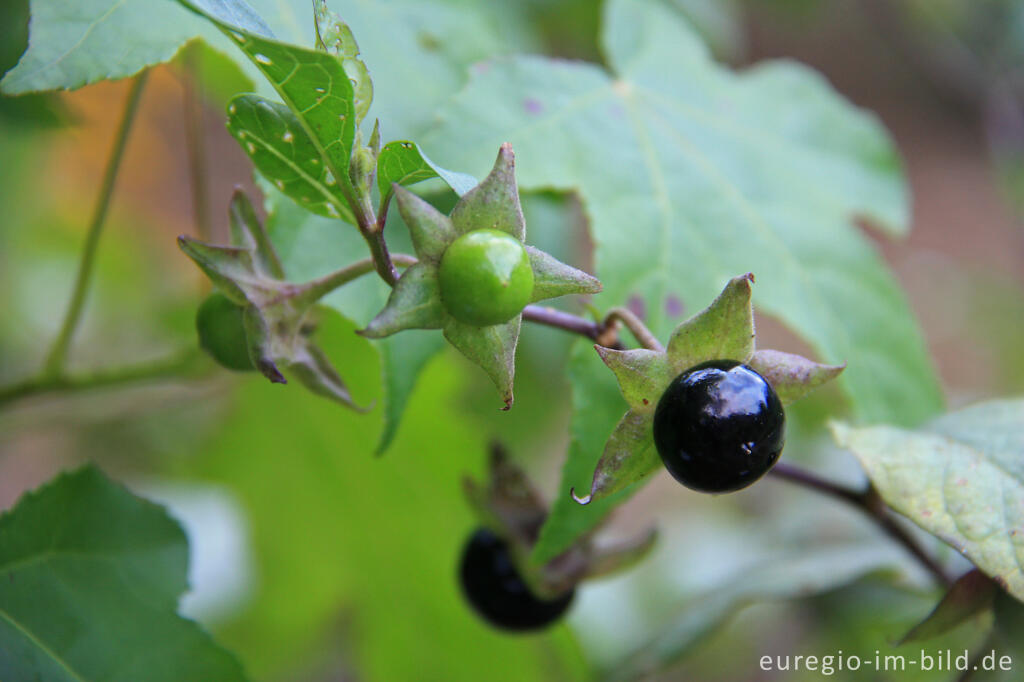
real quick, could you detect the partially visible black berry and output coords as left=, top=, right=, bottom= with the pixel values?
left=653, top=360, right=785, bottom=493
left=459, top=528, right=574, bottom=631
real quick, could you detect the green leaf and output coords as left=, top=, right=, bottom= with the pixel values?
left=0, top=466, right=247, bottom=681
left=312, top=0, right=372, bottom=125
left=832, top=398, right=1024, bottom=602
left=377, top=140, right=478, bottom=206
left=177, top=346, right=588, bottom=680
left=180, top=0, right=358, bottom=203
left=0, top=0, right=267, bottom=94
left=227, top=94, right=354, bottom=222
left=899, top=570, right=996, bottom=644
left=426, top=0, right=942, bottom=427
left=443, top=316, right=521, bottom=410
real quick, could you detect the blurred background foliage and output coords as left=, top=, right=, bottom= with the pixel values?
left=0, top=0, right=1022, bottom=680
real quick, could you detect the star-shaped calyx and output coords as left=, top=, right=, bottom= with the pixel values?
left=178, top=189, right=366, bottom=410
left=464, top=443, right=657, bottom=599
left=360, top=144, right=602, bottom=408
left=572, top=273, right=846, bottom=505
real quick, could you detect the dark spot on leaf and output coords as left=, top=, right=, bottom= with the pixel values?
left=664, top=295, right=684, bottom=317
left=993, top=575, right=1009, bottom=590
left=642, top=398, right=649, bottom=405
left=627, top=295, right=646, bottom=320
left=524, top=98, right=543, bottom=115
left=417, top=32, right=441, bottom=52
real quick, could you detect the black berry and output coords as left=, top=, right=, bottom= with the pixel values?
left=653, top=360, right=785, bottom=493
left=459, top=528, right=574, bottom=631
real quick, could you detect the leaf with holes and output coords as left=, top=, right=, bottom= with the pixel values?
left=227, top=94, right=354, bottom=222
left=179, top=0, right=359, bottom=209
left=0, top=466, right=247, bottom=681
left=832, top=398, right=1024, bottom=602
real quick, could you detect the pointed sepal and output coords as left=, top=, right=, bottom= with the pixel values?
left=444, top=316, right=520, bottom=409
left=179, top=191, right=366, bottom=409
left=527, top=246, right=602, bottom=302
left=229, top=189, right=285, bottom=278
left=666, top=273, right=755, bottom=370
left=747, top=349, right=845, bottom=405
left=450, top=143, right=525, bottom=240
left=582, top=527, right=658, bottom=581
left=572, top=409, right=658, bottom=505
left=595, top=346, right=674, bottom=414
left=578, top=273, right=845, bottom=508
left=288, top=340, right=369, bottom=411
left=359, top=263, right=445, bottom=338
left=898, top=570, right=996, bottom=644
left=393, top=186, right=456, bottom=262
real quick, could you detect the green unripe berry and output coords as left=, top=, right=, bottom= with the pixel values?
left=195, top=293, right=254, bottom=372
left=438, top=229, right=534, bottom=327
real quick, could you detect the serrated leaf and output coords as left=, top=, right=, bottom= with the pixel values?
left=747, top=348, right=845, bottom=405
left=450, top=144, right=525, bottom=240
left=180, top=0, right=358, bottom=203
left=378, top=140, right=478, bottom=207
left=899, top=570, right=996, bottom=644
left=595, top=346, right=674, bottom=413
left=0, top=466, right=247, bottom=681
left=832, top=398, right=1024, bottom=602
left=443, top=316, right=520, bottom=409
left=0, top=0, right=267, bottom=94
left=426, top=0, right=942, bottom=427
left=227, top=94, right=354, bottom=222
left=312, top=0, right=372, bottom=124
left=393, top=185, right=456, bottom=262
left=666, top=273, right=754, bottom=368
left=526, top=246, right=603, bottom=302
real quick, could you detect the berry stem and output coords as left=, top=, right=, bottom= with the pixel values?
left=42, top=71, right=149, bottom=379
left=602, top=307, right=665, bottom=352
left=296, top=254, right=416, bottom=303
left=769, top=462, right=953, bottom=587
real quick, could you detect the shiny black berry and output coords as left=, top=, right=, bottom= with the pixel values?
left=653, top=360, right=785, bottom=493
left=459, top=528, right=574, bottom=631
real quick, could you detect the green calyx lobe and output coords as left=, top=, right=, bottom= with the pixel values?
left=439, top=229, right=533, bottom=327
left=196, top=293, right=254, bottom=372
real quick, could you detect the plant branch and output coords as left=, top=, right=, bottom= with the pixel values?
left=182, top=46, right=211, bottom=241
left=769, top=461, right=953, bottom=587
left=43, top=71, right=149, bottom=378
left=296, top=254, right=415, bottom=303
left=603, top=307, right=664, bottom=352
left=0, top=349, right=205, bottom=409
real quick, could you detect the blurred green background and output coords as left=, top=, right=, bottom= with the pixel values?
left=1, top=1, right=1022, bottom=680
